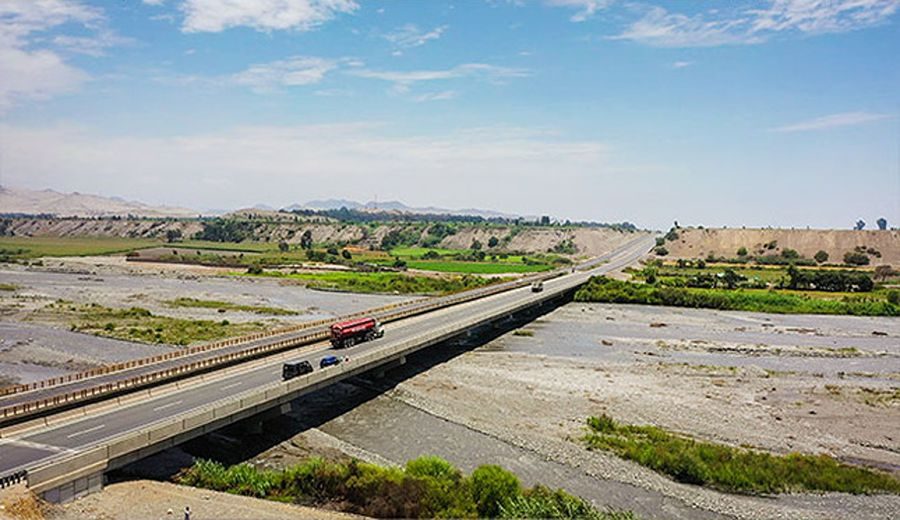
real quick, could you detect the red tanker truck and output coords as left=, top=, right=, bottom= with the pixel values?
left=330, top=317, right=384, bottom=348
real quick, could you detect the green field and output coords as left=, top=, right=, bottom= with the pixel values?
left=390, top=246, right=461, bottom=257
left=174, top=240, right=275, bottom=253
left=584, top=415, right=900, bottom=495
left=406, top=260, right=553, bottom=274
left=389, top=247, right=557, bottom=274
left=247, top=270, right=502, bottom=295
left=0, top=236, right=160, bottom=259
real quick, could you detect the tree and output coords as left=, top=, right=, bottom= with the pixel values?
left=326, top=246, right=339, bottom=256
left=471, top=239, right=482, bottom=251
left=721, top=268, right=745, bottom=290
left=165, top=229, right=183, bottom=243
left=278, top=241, right=289, bottom=252
left=341, top=249, right=352, bottom=260
left=299, top=230, right=313, bottom=249
left=814, top=250, right=829, bottom=263
left=780, top=248, right=800, bottom=259
left=654, top=246, right=668, bottom=256
left=487, top=236, right=500, bottom=248
left=854, top=219, right=866, bottom=230
left=736, top=246, right=748, bottom=257
left=540, top=215, right=551, bottom=226
left=877, top=217, right=888, bottom=230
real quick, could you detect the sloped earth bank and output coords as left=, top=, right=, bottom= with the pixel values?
left=50, top=480, right=359, bottom=520
left=122, top=303, right=900, bottom=520
left=663, top=228, right=900, bottom=265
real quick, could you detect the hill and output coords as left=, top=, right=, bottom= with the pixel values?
left=0, top=186, right=197, bottom=218
left=662, top=228, right=900, bottom=266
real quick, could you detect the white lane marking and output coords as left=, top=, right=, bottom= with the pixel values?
left=0, top=438, right=75, bottom=454
left=220, top=382, right=242, bottom=391
left=152, top=400, right=184, bottom=412
left=66, top=424, right=105, bottom=439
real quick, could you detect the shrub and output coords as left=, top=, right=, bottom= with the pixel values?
left=736, top=247, right=748, bottom=257
left=888, top=291, right=900, bottom=306
left=654, top=246, right=669, bottom=256
left=471, top=465, right=521, bottom=518
left=176, top=456, right=612, bottom=519
left=584, top=415, right=900, bottom=495
left=843, top=252, right=870, bottom=266
left=814, top=250, right=829, bottom=263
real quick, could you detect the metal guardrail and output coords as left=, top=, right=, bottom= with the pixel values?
left=0, top=469, right=27, bottom=489
left=0, top=268, right=567, bottom=422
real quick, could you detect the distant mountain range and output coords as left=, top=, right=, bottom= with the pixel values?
left=0, top=186, right=527, bottom=221
left=284, top=199, right=526, bottom=220
left=0, top=186, right=197, bottom=218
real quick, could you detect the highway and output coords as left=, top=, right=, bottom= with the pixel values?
left=0, top=235, right=654, bottom=489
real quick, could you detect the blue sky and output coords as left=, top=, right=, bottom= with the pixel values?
left=0, top=0, right=898, bottom=229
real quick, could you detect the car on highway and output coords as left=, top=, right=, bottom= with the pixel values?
left=282, top=360, right=313, bottom=381
left=531, top=281, right=544, bottom=292
left=320, top=355, right=341, bottom=368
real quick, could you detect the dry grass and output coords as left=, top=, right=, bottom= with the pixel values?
left=1, top=492, right=49, bottom=520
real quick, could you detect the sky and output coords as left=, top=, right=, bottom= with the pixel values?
left=0, top=0, right=898, bottom=230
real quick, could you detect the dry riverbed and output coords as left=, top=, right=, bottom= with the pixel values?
left=230, top=302, right=900, bottom=520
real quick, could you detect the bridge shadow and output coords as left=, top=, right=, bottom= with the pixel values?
left=109, top=293, right=572, bottom=481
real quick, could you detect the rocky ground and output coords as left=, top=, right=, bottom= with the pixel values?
left=227, top=302, right=900, bottom=520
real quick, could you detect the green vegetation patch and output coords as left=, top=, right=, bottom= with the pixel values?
left=0, top=283, right=19, bottom=291
left=584, top=415, right=900, bottom=495
left=35, top=302, right=268, bottom=346
left=250, top=271, right=503, bottom=295
left=406, top=260, right=552, bottom=274
left=574, top=277, right=900, bottom=317
left=0, top=236, right=159, bottom=260
left=176, top=456, right=633, bottom=519
left=165, top=297, right=298, bottom=316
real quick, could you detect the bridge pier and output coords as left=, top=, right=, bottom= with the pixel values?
left=40, top=471, right=103, bottom=504
left=375, top=355, right=406, bottom=378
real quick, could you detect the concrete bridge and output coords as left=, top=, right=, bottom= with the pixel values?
left=0, top=236, right=654, bottom=502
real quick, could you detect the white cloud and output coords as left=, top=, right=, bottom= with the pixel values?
left=750, top=0, right=900, bottom=34
left=771, top=111, right=894, bottom=132
left=179, top=0, right=358, bottom=33
left=612, top=0, right=900, bottom=47
left=0, top=0, right=116, bottom=111
left=414, top=90, right=458, bottom=102
left=0, top=123, right=610, bottom=214
left=611, top=6, right=760, bottom=47
left=545, top=0, right=613, bottom=22
left=348, top=63, right=531, bottom=89
left=0, top=46, right=89, bottom=111
left=143, top=0, right=166, bottom=5
left=383, top=24, right=447, bottom=48
left=231, top=56, right=337, bottom=92
left=671, top=60, right=692, bottom=68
